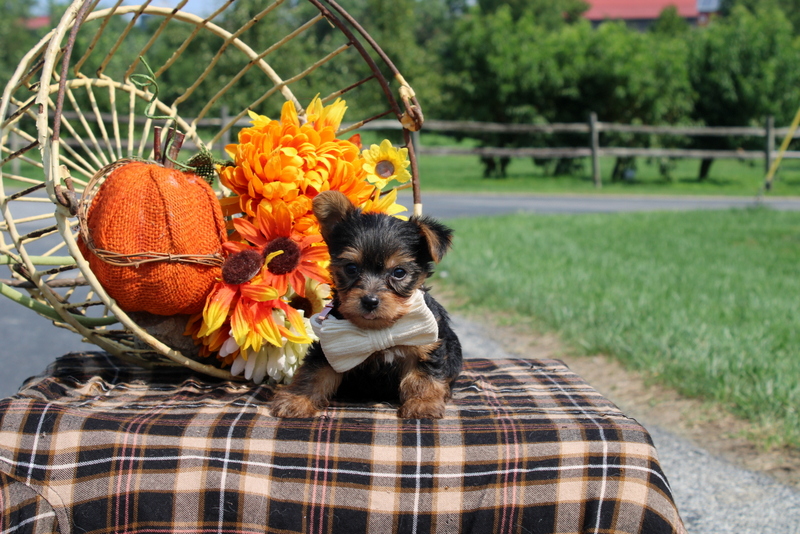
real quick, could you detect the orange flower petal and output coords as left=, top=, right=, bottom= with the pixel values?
left=298, top=262, right=332, bottom=285
left=232, top=218, right=264, bottom=247
left=279, top=302, right=312, bottom=343
left=289, top=270, right=308, bottom=298
left=252, top=305, right=283, bottom=347
left=239, top=279, right=280, bottom=302
left=201, top=283, right=238, bottom=336
left=231, top=300, right=256, bottom=349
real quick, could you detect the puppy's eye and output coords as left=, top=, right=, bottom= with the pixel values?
left=391, top=267, right=407, bottom=280
left=344, top=263, right=359, bottom=277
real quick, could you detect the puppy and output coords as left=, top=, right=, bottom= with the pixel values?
left=270, top=190, right=462, bottom=419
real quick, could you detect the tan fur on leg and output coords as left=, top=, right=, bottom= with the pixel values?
left=398, top=351, right=449, bottom=419
left=271, top=365, right=342, bottom=418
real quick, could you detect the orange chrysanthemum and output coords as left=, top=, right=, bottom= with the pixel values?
left=219, top=97, right=363, bottom=222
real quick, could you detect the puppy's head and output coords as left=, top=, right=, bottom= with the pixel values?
left=313, top=190, right=453, bottom=330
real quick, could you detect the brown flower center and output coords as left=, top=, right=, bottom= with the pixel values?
left=288, top=295, right=313, bottom=319
left=375, top=160, right=395, bottom=178
left=264, top=237, right=301, bottom=275
left=222, top=249, right=264, bottom=285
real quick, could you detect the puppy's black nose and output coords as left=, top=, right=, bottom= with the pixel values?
left=361, top=295, right=380, bottom=311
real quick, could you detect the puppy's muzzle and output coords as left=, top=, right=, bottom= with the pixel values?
left=360, top=294, right=380, bottom=312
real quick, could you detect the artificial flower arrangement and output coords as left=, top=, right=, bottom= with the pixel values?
left=185, top=96, right=412, bottom=384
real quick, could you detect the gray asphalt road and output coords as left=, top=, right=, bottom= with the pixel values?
left=1, top=197, right=89, bottom=397
left=0, top=297, right=89, bottom=397
left=399, top=191, right=800, bottom=218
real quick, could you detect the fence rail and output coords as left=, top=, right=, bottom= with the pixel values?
left=23, top=110, right=799, bottom=188
left=370, top=114, right=796, bottom=187
left=406, top=114, right=797, bottom=188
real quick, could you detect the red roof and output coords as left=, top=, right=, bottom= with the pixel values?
left=24, top=16, right=51, bottom=30
left=584, top=0, right=698, bottom=21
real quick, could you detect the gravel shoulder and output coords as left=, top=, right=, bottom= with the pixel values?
left=448, top=310, right=800, bottom=534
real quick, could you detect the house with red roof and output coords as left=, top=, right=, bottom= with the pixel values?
left=584, top=0, right=720, bottom=29
left=24, top=16, right=51, bottom=31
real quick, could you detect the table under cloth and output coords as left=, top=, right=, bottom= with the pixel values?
left=0, top=352, right=685, bottom=534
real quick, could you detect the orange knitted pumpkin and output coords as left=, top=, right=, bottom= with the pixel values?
left=78, top=160, right=226, bottom=316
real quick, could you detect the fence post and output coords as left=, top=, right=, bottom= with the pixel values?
left=411, top=130, right=421, bottom=155
left=765, top=115, right=775, bottom=176
left=10, top=130, right=20, bottom=177
left=589, top=112, right=601, bottom=188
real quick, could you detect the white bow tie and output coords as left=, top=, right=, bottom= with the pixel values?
left=310, top=290, right=439, bottom=373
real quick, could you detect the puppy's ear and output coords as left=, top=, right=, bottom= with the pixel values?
left=412, top=216, right=453, bottom=263
left=313, top=190, right=356, bottom=243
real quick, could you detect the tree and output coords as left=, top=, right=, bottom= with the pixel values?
left=545, top=20, right=694, bottom=180
left=649, top=5, right=690, bottom=36
left=688, top=3, right=800, bottom=178
left=721, top=0, right=800, bottom=32
left=197, top=0, right=440, bottom=127
left=438, top=4, right=580, bottom=175
left=439, top=7, right=694, bottom=178
left=0, top=0, right=42, bottom=93
left=408, top=0, right=470, bottom=117
left=477, top=0, right=589, bottom=24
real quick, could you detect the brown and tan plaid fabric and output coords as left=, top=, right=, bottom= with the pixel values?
left=0, top=352, right=685, bottom=534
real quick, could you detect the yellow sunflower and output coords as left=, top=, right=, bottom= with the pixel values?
left=361, top=139, right=411, bottom=190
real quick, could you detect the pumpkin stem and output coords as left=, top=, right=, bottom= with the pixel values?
left=153, top=127, right=187, bottom=169
left=161, top=127, right=175, bottom=166
left=165, top=131, right=186, bottom=169
left=130, top=57, right=174, bottom=122
left=153, top=126, right=163, bottom=162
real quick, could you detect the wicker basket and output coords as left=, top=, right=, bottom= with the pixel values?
left=0, top=0, right=423, bottom=380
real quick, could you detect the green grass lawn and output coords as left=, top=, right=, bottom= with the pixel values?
left=435, top=208, right=800, bottom=448
left=414, top=141, right=800, bottom=197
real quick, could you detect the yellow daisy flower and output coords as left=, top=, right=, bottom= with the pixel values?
left=361, top=188, right=408, bottom=219
left=361, top=139, right=411, bottom=190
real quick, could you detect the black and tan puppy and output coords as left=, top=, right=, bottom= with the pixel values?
left=270, top=190, right=462, bottom=419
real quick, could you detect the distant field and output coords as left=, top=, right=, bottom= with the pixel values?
left=436, top=208, right=800, bottom=448
left=408, top=132, right=800, bottom=196
left=416, top=153, right=800, bottom=197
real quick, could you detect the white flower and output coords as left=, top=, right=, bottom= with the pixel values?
left=219, top=334, right=240, bottom=360
left=227, top=317, right=315, bottom=384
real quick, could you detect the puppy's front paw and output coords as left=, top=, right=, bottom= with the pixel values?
left=399, top=398, right=446, bottom=420
left=271, top=390, right=323, bottom=418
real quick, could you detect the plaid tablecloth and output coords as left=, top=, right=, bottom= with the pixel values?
left=0, top=352, right=685, bottom=534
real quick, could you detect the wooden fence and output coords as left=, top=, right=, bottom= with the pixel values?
left=390, top=114, right=800, bottom=188
left=20, top=109, right=800, bottom=188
